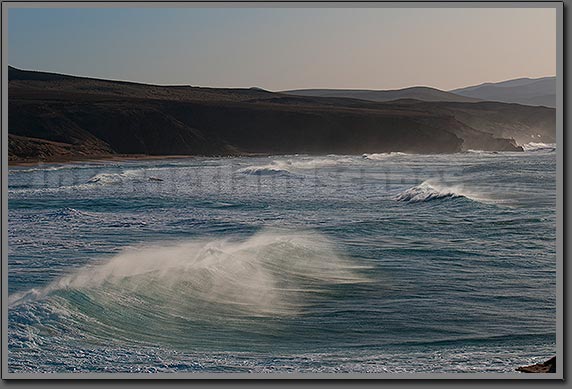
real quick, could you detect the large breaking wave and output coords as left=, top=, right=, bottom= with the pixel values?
left=9, top=230, right=370, bottom=347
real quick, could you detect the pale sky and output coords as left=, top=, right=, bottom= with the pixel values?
left=8, top=7, right=557, bottom=91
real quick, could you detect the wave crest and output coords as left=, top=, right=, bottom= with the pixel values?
left=521, top=142, right=556, bottom=152
left=9, top=230, right=369, bottom=320
left=394, top=180, right=480, bottom=204
left=237, top=162, right=296, bottom=176
left=237, top=157, right=352, bottom=176
left=87, top=170, right=140, bottom=185
left=363, top=152, right=407, bottom=160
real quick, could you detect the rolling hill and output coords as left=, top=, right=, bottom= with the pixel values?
left=450, top=77, right=556, bottom=107
left=283, top=86, right=480, bottom=103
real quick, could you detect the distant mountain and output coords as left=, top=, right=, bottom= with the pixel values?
left=282, top=86, right=480, bottom=103
left=9, top=67, right=557, bottom=162
left=450, top=77, right=556, bottom=108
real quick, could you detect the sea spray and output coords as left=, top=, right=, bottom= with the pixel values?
left=8, top=152, right=557, bottom=371
left=9, top=230, right=370, bottom=317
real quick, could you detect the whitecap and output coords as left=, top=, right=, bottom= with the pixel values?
left=363, top=152, right=407, bottom=160
left=393, top=180, right=494, bottom=204
left=237, top=157, right=352, bottom=176
left=86, top=169, right=141, bottom=185
left=520, top=142, right=556, bottom=152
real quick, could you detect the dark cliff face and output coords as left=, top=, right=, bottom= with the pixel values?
left=414, top=101, right=556, bottom=144
left=9, top=99, right=464, bottom=158
left=8, top=67, right=554, bottom=162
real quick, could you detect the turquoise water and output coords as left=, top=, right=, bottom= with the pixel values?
left=8, top=149, right=556, bottom=373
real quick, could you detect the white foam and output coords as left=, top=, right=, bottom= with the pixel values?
left=9, top=168, right=152, bottom=195
left=520, top=142, right=556, bottom=152
left=363, top=152, right=407, bottom=160
left=238, top=157, right=353, bottom=176
left=394, top=180, right=493, bottom=204
left=86, top=169, right=141, bottom=185
left=237, top=161, right=295, bottom=176
left=9, top=163, right=114, bottom=174
left=465, top=149, right=484, bottom=153
left=8, top=230, right=370, bottom=317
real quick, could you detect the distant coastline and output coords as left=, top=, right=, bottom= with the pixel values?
left=8, top=66, right=555, bottom=163
left=7, top=147, right=547, bottom=167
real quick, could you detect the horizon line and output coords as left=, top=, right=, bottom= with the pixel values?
left=7, top=65, right=557, bottom=93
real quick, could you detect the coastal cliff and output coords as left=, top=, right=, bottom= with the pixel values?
left=9, top=67, right=555, bottom=163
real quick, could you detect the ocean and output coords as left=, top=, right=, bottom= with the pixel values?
left=7, top=146, right=557, bottom=374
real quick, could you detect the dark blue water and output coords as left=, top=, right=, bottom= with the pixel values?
left=8, top=149, right=556, bottom=373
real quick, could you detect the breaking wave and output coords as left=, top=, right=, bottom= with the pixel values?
left=394, top=180, right=489, bottom=204
left=237, top=157, right=353, bottom=176
left=363, top=152, right=407, bottom=160
left=521, top=142, right=556, bottom=152
left=10, top=169, right=158, bottom=195
left=465, top=150, right=500, bottom=155
left=86, top=170, right=141, bottom=185
left=237, top=162, right=297, bottom=177
left=9, top=230, right=370, bottom=346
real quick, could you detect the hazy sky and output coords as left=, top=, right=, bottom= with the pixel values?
left=8, top=7, right=556, bottom=91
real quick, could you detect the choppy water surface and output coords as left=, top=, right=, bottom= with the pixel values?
left=8, top=146, right=557, bottom=373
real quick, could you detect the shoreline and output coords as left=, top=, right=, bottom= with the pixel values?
left=8, top=149, right=537, bottom=167
left=8, top=153, right=344, bottom=167
left=8, top=154, right=227, bottom=167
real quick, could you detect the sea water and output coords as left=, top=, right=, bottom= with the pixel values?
left=7, top=146, right=557, bottom=373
